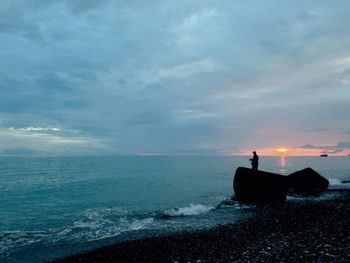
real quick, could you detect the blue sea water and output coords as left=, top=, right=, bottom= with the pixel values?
left=0, top=156, right=349, bottom=263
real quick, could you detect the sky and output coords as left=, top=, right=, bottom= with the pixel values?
left=0, top=0, right=350, bottom=156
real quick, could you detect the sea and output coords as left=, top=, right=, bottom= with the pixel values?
left=0, top=156, right=349, bottom=263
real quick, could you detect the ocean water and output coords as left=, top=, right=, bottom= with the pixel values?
left=0, top=156, right=349, bottom=263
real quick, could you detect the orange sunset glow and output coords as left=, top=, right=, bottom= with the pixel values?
left=234, top=146, right=350, bottom=156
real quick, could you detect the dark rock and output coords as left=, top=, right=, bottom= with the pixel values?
left=288, top=167, right=329, bottom=195
left=233, top=167, right=288, bottom=205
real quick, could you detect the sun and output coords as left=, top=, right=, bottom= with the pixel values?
left=275, top=147, right=288, bottom=154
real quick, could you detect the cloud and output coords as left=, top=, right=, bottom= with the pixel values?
left=0, top=1, right=350, bottom=154
left=300, top=144, right=316, bottom=149
left=335, top=55, right=350, bottom=65
left=0, top=126, right=109, bottom=155
left=11, top=127, right=60, bottom=132
left=156, top=59, right=219, bottom=79
left=298, top=142, right=350, bottom=155
left=337, top=142, right=350, bottom=148
left=138, top=58, right=220, bottom=86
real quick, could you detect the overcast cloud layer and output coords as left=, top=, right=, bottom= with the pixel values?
left=1, top=0, right=350, bottom=155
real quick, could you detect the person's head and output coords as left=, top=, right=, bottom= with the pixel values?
left=253, top=151, right=256, bottom=155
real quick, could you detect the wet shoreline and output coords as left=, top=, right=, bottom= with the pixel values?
left=51, top=190, right=350, bottom=262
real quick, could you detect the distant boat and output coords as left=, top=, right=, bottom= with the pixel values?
left=320, top=154, right=328, bottom=157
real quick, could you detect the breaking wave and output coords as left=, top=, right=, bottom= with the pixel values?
left=328, top=178, right=350, bottom=189
left=163, top=204, right=214, bottom=217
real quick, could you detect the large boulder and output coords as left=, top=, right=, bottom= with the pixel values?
left=233, top=167, right=288, bottom=205
left=287, top=167, right=329, bottom=195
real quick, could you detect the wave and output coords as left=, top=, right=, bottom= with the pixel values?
left=0, top=230, right=47, bottom=254
left=328, top=178, right=350, bottom=189
left=129, top=218, right=154, bottom=231
left=329, top=178, right=343, bottom=186
left=287, top=188, right=348, bottom=202
left=1, top=200, right=248, bottom=255
left=217, top=197, right=253, bottom=209
left=163, top=203, right=214, bottom=217
left=0, top=207, right=156, bottom=254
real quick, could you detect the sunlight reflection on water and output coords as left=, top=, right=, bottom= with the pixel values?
left=279, top=156, right=287, bottom=175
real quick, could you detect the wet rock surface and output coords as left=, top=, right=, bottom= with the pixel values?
left=51, top=192, right=349, bottom=263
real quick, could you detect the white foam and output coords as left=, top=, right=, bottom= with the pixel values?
left=0, top=205, right=159, bottom=254
left=327, top=178, right=350, bottom=190
left=66, top=207, right=157, bottom=241
left=73, top=220, right=101, bottom=229
left=329, top=178, right=343, bottom=186
left=286, top=190, right=345, bottom=202
left=129, top=218, right=154, bottom=230
left=164, top=204, right=214, bottom=217
left=232, top=203, right=253, bottom=209
left=0, top=230, right=47, bottom=253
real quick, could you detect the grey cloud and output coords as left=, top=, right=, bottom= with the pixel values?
left=299, top=142, right=350, bottom=154
left=337, top=142, right=350, bottom=148
left=324, top=148, right=344, bottom=154
left=0, top=2, right=41, bottom=39
left=300, top=144, right=316, bottom=149
left=1, top=1, right=350, bottom=154
left=63, top=0, right=106, bottom=14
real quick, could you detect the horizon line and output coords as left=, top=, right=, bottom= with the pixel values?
left=0, top=153, right=349, bottom=157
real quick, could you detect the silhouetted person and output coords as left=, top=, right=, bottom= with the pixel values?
left=250, top=151, right=259, bottom=170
